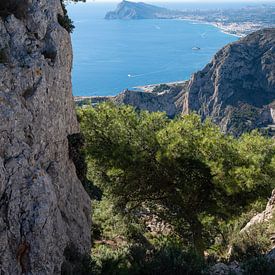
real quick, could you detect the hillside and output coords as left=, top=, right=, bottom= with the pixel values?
left=186, top=28, right=275, bottom=135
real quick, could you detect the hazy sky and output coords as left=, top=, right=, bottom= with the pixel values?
left=87, top=0, right=275, bottom=2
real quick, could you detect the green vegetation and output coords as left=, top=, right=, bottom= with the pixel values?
left=229, top=104, right=262, bottom=136
left=77, top=103, right=275, bottom=274
left=152, top=84, right=170, bottom=93
left=59, top=0, right=86, bottom=33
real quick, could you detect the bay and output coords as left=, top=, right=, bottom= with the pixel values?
left=67, top=3, right=239, bottom=96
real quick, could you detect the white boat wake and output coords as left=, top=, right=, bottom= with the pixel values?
left=128, top=68, right=169, bottom=78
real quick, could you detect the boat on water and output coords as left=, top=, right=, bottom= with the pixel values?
left=192, top=47, right=201, bottom=50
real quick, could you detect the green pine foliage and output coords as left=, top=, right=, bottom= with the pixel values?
left=78, top=103, right=275, bottom=263
left=73, top=103, right=275, bottom=273
left=59, top=0, right=86, bottom=33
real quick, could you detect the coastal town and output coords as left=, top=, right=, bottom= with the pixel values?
left=177, top=4, right=275, bottom=36
left=106, top=1, right=275, bottom=37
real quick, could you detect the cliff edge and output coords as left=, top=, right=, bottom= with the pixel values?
left=0, top=0, right=91, bottom=274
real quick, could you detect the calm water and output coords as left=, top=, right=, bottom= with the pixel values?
left=67, top=2, right=250, bottom=96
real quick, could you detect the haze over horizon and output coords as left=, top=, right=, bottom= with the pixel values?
left=86, top=0, right=275, bottom=2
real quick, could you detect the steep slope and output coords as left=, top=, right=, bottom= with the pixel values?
left=113, top=82, right=188, bottom=118
left=0, top=0, right=91, bottom=274
left=105, top=0, right=181, bottom=20
left=185, top=28, right=275, bottom=135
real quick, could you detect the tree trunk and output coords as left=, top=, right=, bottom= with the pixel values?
left=189, top=218, right=205, bottom=258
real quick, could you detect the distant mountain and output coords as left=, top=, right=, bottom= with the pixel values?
left=105, top=0, right=182, bottom=20
left=185, top=28, right=275, bottom=136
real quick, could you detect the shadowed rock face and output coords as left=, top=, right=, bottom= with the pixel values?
left=0, top=0, right=91, bottom=274
left=186, top=28, right=275, bottom=135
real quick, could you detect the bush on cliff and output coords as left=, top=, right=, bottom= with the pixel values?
left=58, top=0, right=86, bottom=33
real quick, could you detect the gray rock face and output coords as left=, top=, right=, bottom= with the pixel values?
left=242, top=189, right=275, bottom=232
left=0, top=1, right=91, bottom=274
left=113, top=82, right=188, bottom=118
left=186, top=28, right=275, bottom=135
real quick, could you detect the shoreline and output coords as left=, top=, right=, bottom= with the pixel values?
left=74, top=18, right=263, bottom=99
left=177, top=18, right=244, bottom=38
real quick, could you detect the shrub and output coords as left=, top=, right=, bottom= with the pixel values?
left=93, top=242, right=208, bottom=275
left=143, top=246, right=208, bottom=275
left=61, top=243, right=98, bottom=275
left=58, top=0, right=86, bottom=33
left=152, top=84, right=170, bottom=93
left=229, top=222, right=271, bottom=262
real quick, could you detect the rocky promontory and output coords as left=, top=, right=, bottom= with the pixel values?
left=105, top=0, right=182, bottom=20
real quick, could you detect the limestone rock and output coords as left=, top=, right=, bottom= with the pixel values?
left=242, top=189, right=275, bottom=232
left=113, top=82, right=188, bottom=118
left=210, top=261, right=241, bottom=275
left=0, top=1, right=91, bottom=274
left=186, top=28, right=275, bottom=135
left=209, top=263, right=230, bottom=275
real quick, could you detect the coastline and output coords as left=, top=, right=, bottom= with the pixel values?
left=177, top=18, right=244, bottom=38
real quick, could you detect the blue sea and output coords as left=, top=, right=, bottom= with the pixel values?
left=66, top=2, right=264, bottom=96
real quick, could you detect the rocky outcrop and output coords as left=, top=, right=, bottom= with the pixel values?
left=185, top=28, right=275, bottom=135
left=105, top=0, right=182, bottom=20
left=0, top=1, right=91, bottom=274
left=113, top=82, right=188, bottom=118
left=242, top=189, right=275, bottom=232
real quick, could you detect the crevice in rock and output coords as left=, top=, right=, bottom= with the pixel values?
left=68, top=133, right=102, bottom=200
left=22, top=77, right=42, bottom=100
left=23, top=126, right=34, bottom=147
left=41, top=48, right=57, bottom=65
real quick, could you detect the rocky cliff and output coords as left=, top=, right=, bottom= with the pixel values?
left=186, top=28, right=275, bottom=135
left=0, top=1, right=91, bottom=274
left=114, top=82, right=188, bottom=118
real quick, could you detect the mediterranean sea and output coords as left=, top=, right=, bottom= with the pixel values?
left=67, top=2, right=247, bottom=96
